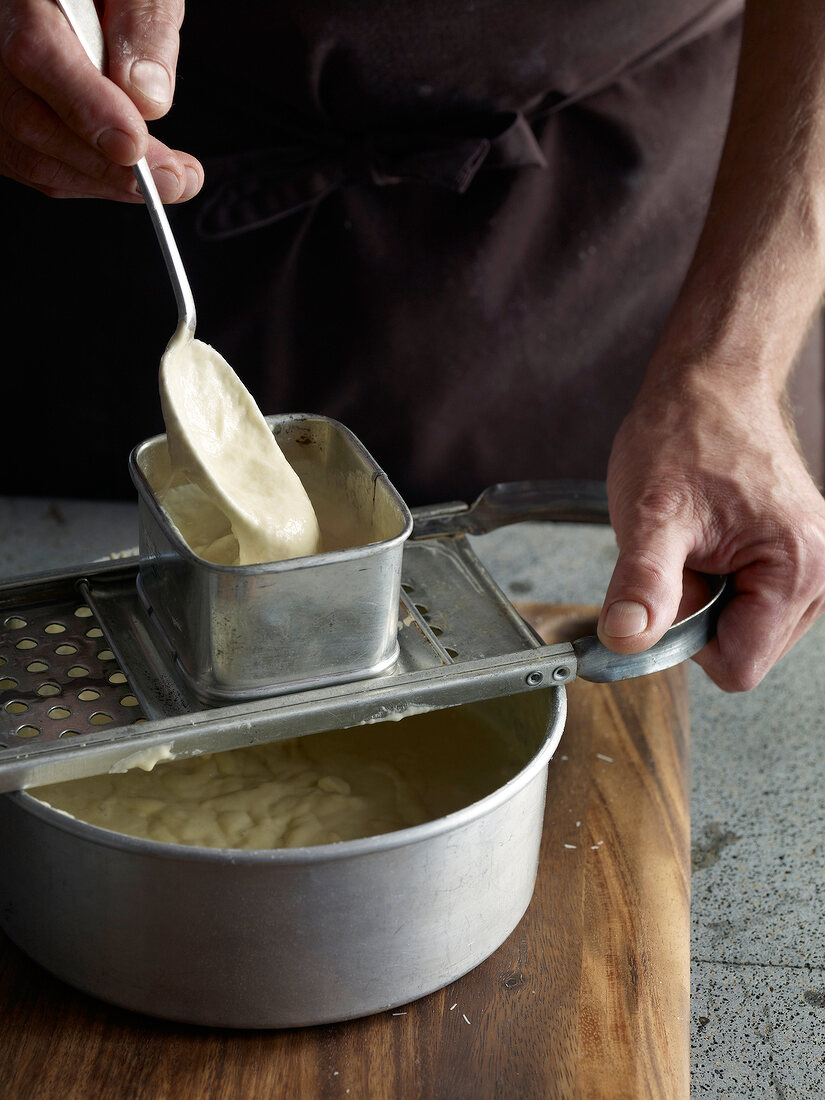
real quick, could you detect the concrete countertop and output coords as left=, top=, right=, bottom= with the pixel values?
left=1, top=496, right=823, bottom=1097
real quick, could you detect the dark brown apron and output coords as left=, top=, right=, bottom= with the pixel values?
left=4, top=0, right=821, bottom=502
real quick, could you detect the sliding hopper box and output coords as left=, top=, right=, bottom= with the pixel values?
left=129, top=414, right=413, bottom=705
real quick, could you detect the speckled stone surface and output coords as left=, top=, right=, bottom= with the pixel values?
left=0, top=497, right=138, bottom=578
left=1, top=504, right=823, bottom=1096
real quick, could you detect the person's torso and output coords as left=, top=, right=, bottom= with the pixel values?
left=170, top=0, right=741, bottom=151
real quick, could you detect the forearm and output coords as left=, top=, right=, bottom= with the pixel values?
left=643, top=0, right=825, bottom=402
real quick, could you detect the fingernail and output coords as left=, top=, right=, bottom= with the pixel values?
left=151, top=167, right=181, bottom=202
left=183, top=166, right=202, bottom=198
left=130, top=59, right=172, bottom=105
left=602, top=600, right=648, bottom=638
left=97, top=128, right=137, bottom=164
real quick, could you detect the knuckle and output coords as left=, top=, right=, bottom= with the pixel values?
left=21, top=148, right=63, bottom=189
left=143, top=3, right=184, bottom=40
left=611, top=484, right=694, bottom=556
left=611, top=477, right=694, bottom=526
left=2, top=86, right=56, bottom=146
left=621, top=547, right=671, bottom=585
left=778, top=524, right=825, bottom=603
left=721, top=664, right=764, bottom=694
left=0, top=135, right=66, bottom=192
left=111, top=2, right=183, bottom=59
left=99, top=160, right=139, bottom=192
left=804, top=523, right=825, bottom=577
left=0, top=131, right=33, bottom=180
left=610, top=570, right=668, bottom=618
left=611, top=542, right=684, bottom=605
left=700, top=650, right=766, bottom=693
left=1, top=21, right=46, bottom=83
left=634, top=483, right=692, bottom=523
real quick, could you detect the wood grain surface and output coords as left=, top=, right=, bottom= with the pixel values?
left=0, top=605, right=690, bottom=1100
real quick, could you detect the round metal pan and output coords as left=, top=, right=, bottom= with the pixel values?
left=0, top=689, right=564, bottom=1029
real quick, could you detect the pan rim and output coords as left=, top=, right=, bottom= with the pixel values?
left=10, top=686, right=566, bottom=864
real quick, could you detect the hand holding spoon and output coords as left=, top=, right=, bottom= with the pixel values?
left=55, top=0, right=321, bottom=565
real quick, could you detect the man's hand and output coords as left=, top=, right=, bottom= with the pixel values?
left=0, top=0, right=202, bottom=200
left=599, top=378, right=825, bottom=691
left=598, top=0, right=825, bottom=690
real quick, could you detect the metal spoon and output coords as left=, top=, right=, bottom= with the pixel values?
left=56, top=0, right=322, bottom=564
left=55, top=0, right=196, bottom=335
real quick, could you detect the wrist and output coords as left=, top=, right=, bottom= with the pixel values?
left=640, top=261, right=821, bottom=407
left=628, top=346, right=790, bottom=453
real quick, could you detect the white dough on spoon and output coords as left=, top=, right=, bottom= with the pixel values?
left=159, top=326, right=321, bottom=565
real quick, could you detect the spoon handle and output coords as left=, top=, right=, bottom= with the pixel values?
left=55, top=0, right=197, bottom=335
left=131, top=159, right=197, bottom=334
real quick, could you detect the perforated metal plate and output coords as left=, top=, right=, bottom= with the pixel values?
left=0, top=545, right=576, bottom=792
left=0, top=595, right=146, bottom=742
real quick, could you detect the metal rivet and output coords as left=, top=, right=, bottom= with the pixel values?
left=526, top=671, right=544, bottom=686
left=552, top=666, right=571, bottom=681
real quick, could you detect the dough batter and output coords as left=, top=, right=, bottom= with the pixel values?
left=158, top=326, right=321, bottom=565
left=31, top=708, right=524, bottom=850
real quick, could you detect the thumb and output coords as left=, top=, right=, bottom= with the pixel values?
left=598, top=519, right=692, bottom=654
left=103, top=0, right=184, bottom=120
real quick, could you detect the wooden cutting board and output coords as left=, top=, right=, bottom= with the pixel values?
left=0, top=605, right=690, bottom=1100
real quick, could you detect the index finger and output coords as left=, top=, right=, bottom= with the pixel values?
left=692, top=551, right=825, bottom=691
